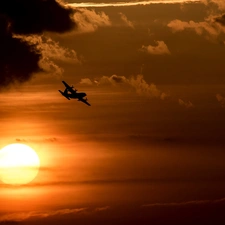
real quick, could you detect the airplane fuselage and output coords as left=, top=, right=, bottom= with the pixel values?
left=68, top=92, right=86, bottom=99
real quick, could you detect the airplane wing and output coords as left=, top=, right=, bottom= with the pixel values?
left=62, top=81, right=76, bottom=94
left=58, top=90, right=70, bottom=100
left=78, top=98, right=91, bottom=106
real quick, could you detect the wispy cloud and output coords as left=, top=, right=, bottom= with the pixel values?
left=0, top=208, right=87, bottom=222
left=73, top=8, right=111, bottom=33
left=142, top=197, right=225, bottom=207
left=15, top=137, right=58, bottom=143
left=216, top=93, right=225, bottom=107
left=80, top=78, right=94, bottom=85
left=119, top=13, right=134, bottom=29
left=178, top=98, right=194, bottom=108
left=68, top=0, right=201, bottom=8
left=0, top=206, right=110, bottom=222
left=140, top=41, right=171, bottom=55
left=95, top=206, right=111, bottom=211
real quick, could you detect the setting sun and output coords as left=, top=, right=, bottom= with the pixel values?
left=0, top=143, right=40, bottom=185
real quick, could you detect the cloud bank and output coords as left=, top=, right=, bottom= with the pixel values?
left=80, top=74, right=167, bottom=100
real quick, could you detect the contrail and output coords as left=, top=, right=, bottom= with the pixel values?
left=68, top=0, right=201, bottom=8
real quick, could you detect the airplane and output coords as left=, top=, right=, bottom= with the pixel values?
left=58, top=80, right=91, bottom=106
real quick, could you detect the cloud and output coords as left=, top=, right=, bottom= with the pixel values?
left=140, top=41, right=171, bottom=55
left=178, top=98, right=194, bottom=108
left=1, top=1, right=76, bottom=35
left=23, top=36, right=81, bottom=63
left=73, top=8, right=111, bottom=33
left=80, top=78, right=93, bottom=85
left=68, top=0, right=201, bottom=8
left=94, top=74, right=128, bottom=86
left=216, top=93, right=225, bottom=107
left=119, top=13, right=134, bottom=29
left=210, top=0, right=225, bottom=10
left=167, top=0, right=225, bottom=41
left=167, top=14, right=225, bottom=41
left=128, top=75, right=167, bottom=99
left=0, top=206, right=111, bottom=223
left=81, top=74, right=167, bottom=100
left=0, top=0, right=76, bottom=88
left=16, top=35, right=82, bottom=76
left=15, top=137, right=58, bottom=143
left=167, top=19, right=222, bottom=36
left=95, top=206, right=110, bottom=212
left=201, top=0, right=225, bottom=11
left=142, top=197, right=225, bottom=207
left=0, top=208, right=87, bottom=222
left=214, top=14, right=225, bottom=26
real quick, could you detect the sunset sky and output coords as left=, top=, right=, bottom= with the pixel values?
left=1, top=0, right=225, bottom=224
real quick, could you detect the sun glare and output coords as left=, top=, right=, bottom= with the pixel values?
left=0, top=143, right=40, bottom=185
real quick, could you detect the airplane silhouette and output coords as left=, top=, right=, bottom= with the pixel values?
left=59, top=81, right=91, bottom=106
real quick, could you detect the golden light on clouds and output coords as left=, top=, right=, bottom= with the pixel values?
left=0, top=143, right=40, bottom=185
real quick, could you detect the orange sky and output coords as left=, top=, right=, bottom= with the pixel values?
left=1, top=0, right=225, bottom=224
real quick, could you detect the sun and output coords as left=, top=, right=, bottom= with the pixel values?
left=0, top=143, right=40, bottom=185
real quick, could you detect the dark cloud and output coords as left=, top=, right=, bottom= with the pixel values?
left=0, top=0, right=76, bottom=88
left=0, top=15, right=41, bottom=87
left=0, top=0, right=76, bottom=35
